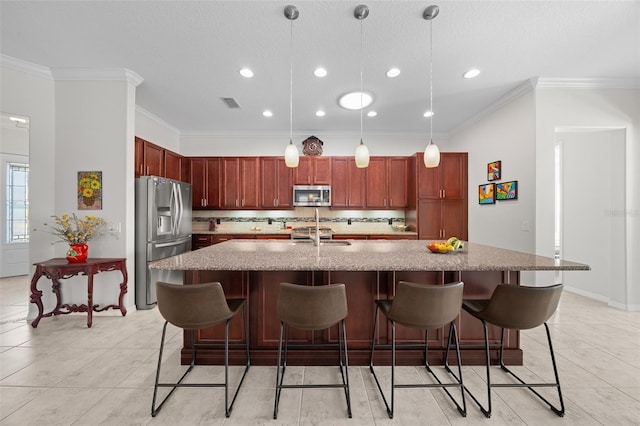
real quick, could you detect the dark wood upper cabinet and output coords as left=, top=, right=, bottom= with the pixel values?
left=260, top=157, right=293, bottom=209
left=331, top=157, right=365, bottom=208
left=135, top=136, right=164, bottom=177
left=293, top=156, right=332, bottom=185
left=220, top=157, right=260, bottom=209
left=164, top=149, right=182, bottom=181
left=365, top=157, right=408, bottom=209
left=418, top=152, right=467, bottom=200
left=190, top=157, right=220, bottom=209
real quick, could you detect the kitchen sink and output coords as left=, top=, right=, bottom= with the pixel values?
left=290, top=240, right=352, bottom=246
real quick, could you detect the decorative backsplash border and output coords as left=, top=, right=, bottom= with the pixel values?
left=193, top=216, right=405, bottom=224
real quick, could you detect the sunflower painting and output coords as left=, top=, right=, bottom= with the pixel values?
left=77, top=171, right=102, bottom=210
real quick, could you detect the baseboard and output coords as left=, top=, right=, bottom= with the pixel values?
left=564, top=286, right=639, bottom=311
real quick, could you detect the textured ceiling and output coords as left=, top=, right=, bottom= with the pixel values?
left=1, top=1, right=638, bottom=137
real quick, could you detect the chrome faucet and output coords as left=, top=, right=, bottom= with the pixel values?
left=314, top=208, right=320, bottom=246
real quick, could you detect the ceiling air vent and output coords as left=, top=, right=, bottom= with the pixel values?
left=221, top=97, right=240, bottom=109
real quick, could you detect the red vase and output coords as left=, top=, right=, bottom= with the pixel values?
left=66, top=243, right=89, bottom=263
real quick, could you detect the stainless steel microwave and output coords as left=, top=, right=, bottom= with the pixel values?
left=293, top=185, right=331, bottom=207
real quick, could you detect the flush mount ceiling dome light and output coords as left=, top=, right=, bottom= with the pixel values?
left=339, top=91, right=373, bottom=110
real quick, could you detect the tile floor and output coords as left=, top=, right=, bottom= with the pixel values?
left=0, top=275, right=638, bottom=425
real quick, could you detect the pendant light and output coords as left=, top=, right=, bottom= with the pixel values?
left=284, top=5, right=299, bottom=168
left=423, top=5, right=440, bottom=168
left=354, top=4, right=370, bottom=168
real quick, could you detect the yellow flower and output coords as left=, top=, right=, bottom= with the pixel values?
left=90, top=180, right=101, bottom=190
left=83, top=188, right=94, bottom=197
left=90, top=173, right=99, bottom=179
left=79, top=177, right=92, bottom=188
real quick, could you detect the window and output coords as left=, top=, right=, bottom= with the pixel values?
left=5, top=162, right=29, bottom=243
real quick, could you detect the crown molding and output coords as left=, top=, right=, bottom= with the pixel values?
left=51, top=68, right=144, bottom=86
left=136, top=106, right=180, bottom=136
left=0, top=54, right=53, bottom=79
left=180, top=130, right=446, bottom=140
left=537, top=77, right=640, bottom=89
left=450, top=78, right=538, bottom=136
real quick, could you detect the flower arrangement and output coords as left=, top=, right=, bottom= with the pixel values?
left=42, top=213, right=111, bottom=244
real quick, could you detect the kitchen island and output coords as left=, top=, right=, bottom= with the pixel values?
left=150, top=240, right=589, bottom=366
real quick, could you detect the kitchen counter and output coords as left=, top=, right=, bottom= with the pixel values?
left=192, top=230, right=418, bottom=237
left=149, top=240, right=588, bottom=368
left=150, top=240, right=588, bottom=272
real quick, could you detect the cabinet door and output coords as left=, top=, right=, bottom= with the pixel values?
left=203, top=158, right=220, bottom=208
left=134, top=137, right=144, bottom=177
left=313, top=157, right=332, bottom=185
left=239, top=157, right=260, bottom=208
left=143, top=141, right=164, bottom=176
left=365, top=157, right=387, bottom=208
left=331, top=157, right=349, bottom=208
left=440, top=153, right=467, bottom=199
left=441, top=199, right=467, bottom=240
left=190, top=158, right=206, bottom=208
left=293, top=157, right=313, bottom=184
left=180, top=157, right=190, bottom=183
left=275, top=158, right=293, bottom=208
left=417, top=152, right=441, bottom=199
left=260, top=157, right=279, bottom=208
left=220, top=158, right=240, bottom=208
left=164, top=150, right=182, bottom=181
left=418, top=199, right=441, bottom=240
left=387, top=157, right=408, bottom=208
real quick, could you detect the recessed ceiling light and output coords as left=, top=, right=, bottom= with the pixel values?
left=315, top=110, right=326, bottom=117
left=239, top=68, right=254, bottom=78
left=463, top=68, right=480, bottom=79
left=424, top=110, right=434, bottom=118
left=386, top=68, right=401, bottom=78
left=262, top=110, right=273, bottom=117
left=314, top=67, right=327, bottom=77
left=367, top=111, right=377, bottom=117
left=338, top=91, right=374, bottom=110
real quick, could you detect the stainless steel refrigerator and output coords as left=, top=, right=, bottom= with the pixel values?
left=135, top=176, right=192, bottom=309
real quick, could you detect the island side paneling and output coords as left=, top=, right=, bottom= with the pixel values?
left=183, top=269, right=521, bottom=366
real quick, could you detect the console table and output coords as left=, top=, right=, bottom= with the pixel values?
left=30, top=258, right=128, bottom=328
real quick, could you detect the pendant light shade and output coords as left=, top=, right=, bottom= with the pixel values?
left=424, top=141, right=440, bottom=167
left=355, top=139, right=370, bottom=168
left=423, top=5, right=440, bottom=168
left=284, top=5, right=299, bottom=168
left=285, top=139, right=299, bottom=167
left=354, top=4, right=370, bottom=168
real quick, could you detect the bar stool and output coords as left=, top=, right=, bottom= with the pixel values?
left=369, top=281, right=466, bottom=419
left=152, top=281, right=250, bottom=418
left=273, top=282, right=351, bottom=419
left=461, top=283, right=564, bottom=418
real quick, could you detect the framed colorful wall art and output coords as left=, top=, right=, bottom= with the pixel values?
left=78, top=171, right=102, bottom=210
left=479, top=183, right=495, bottom=204
left=487, top=161, right=501, bottom=181
left=496, top=180, right=518, bottom=200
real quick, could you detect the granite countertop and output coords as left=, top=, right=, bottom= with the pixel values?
left=150, top=240, right=590, bottom=272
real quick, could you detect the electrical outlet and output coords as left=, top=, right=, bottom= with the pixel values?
left=109, top=222, right=121, bottom=233
left=347, top=219, right=352, bottom=225
left=522, top=220, right=529, bottom=231
left=388, top=218, right=393, bottom=225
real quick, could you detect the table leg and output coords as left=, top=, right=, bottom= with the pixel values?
left=87, top=273, right=94, bottom=328
left=118, top=264, right=128, bottom=316
left=29, top=266, right=44, bottom=328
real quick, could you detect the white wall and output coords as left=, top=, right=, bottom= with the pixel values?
left=181, top=132, right=441, bottom=157
left=53, top=79, right=137, bottom=311
left=536, top=87, right=640, bottom=310
left=0, top=62, right=56, bottom=319
left=448, top=91, right=537, bottom=254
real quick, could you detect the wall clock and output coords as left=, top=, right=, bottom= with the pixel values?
left=302, top=136, right=323, bottom=156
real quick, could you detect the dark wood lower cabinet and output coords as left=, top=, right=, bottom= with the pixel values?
left=183, top=269, right=521, bottom=366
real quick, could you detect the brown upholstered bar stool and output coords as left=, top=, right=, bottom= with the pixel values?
left=274, top=282, right=351, bottom=419
left=152, top=281, right=250, bottom=418
left=369, top=281, right=466, bottom=419
left=461, top=283, right=564, bottom=418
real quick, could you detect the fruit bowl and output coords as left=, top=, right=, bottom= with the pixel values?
left=427, top=238, right=464, bottom=254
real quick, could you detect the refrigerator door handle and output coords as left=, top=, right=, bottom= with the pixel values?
left=175, top=183, right=183, bottom=235
left=154, top=238, right=191, bottom=249
left=170, top=182, right=179, bottom=236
